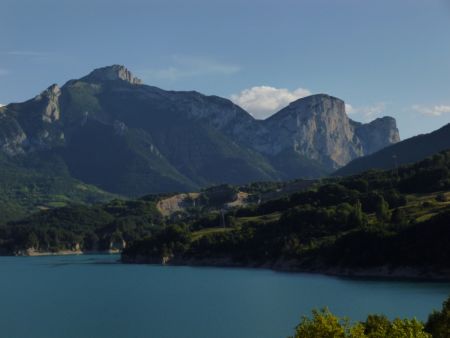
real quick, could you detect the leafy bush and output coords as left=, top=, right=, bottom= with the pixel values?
left=290, top=308, right=431, bottom=338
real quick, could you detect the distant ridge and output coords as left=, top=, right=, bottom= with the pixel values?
left=335, top=123, right=450, bottom=176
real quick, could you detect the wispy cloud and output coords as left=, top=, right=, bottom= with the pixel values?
left=142, top=55, right=240, bottom=81
left=345, top=102, right=387, bottom=121
left=230, top=86, right=311, bottom=119
left=4, top=50, right=49, bottom=57
left=412, top=104, right=450, bottom=117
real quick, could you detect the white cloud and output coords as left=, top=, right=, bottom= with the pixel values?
left=230, top=86, right=311, bottom=119
left=345, top=102, right=386, bottom=122
left=345, top=103, right=354, bottom=114
left=412, top=104, right=450, bottom=117
left=143, top=55, right=240, bottom=81
left=0, top=104, right=4, bottom=108
left=230, top=87, right=388, bottom=122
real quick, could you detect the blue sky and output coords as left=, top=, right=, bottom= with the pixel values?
left=1, top=0, right=449, bottom=138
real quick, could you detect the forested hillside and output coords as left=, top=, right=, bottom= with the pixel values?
left=2, top=150, right=449, bottom=280
left=122, top=150, right=450, bottom=278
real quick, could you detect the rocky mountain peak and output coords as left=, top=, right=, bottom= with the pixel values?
left=353, top=116, right=400, bottom=155
left=290, top=93, right=343, bottom=107
left=81, top=65, right=143, bottom=85
left=258, top=94, right=357, bottom=168
left=34, top=84, right=62, bottom=123
left=248, top=93, right=400, bottom=170
left=35, top=84, right=61, bottom=100
left=268, top=94, right=346, bottom=123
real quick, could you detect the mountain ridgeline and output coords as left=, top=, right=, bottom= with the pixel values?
left=336, top=123, right=450, bottom=176
left=0, top=65, right=399, bottom=199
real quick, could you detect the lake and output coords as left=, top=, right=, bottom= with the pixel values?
left=0, top=255, right=449, bottom=338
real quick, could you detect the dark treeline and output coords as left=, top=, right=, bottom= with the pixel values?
left=0, top=199, right=163, bottom=254
left=123, top=150, right=450, bottom=274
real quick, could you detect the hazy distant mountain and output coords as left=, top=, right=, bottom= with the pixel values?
left=0, top=65, right=400, bottom=196
left=335, top=123, right=450, bottom=176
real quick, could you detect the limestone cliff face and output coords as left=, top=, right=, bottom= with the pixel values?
left=259, top=95, right=362, bottom=169
left=352, top=117, right=400, bottom=155
left=37, top=84, right=61, bottom=123
left=242, top=94, right=400, bottom=170
left=169, top=91, right=400, bottom=172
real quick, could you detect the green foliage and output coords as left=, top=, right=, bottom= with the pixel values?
left=121, top=151, right=450, bottom=271
left=290, top=308, right=350, bottom=338
left=375, top=195, right=391, bottom=222
left=0, top=152, right=115, bottom=223
left=0, top=199, right=163, bottom=253
left=290, top=308, right=431, bottom=338
left=1, top=149, right=449, bottom=276
left=435, top=193, right=448, bottom=202
left=348, top=200, right=367, bottom=228
left=391, top=208, right=407, bottom=226
left=199, top=184, right=238, bottom=207
left=122, top=224, right=190, bottom=259
left=425, top=296, right=450, bottom=337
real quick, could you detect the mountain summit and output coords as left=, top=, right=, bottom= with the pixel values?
left=0, top=65, right=400, bottom=196
left=244, top=94, right=400, bottom=170
left=81, top=65, right=143, bottom=84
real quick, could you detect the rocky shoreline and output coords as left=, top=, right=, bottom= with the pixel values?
left=8, top=250, right=450, bottom=281
left=14, top=249, right=122, bottom=256
left=121, top=254, right=450, bottom=282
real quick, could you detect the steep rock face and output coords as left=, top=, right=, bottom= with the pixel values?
left=256, top=94, right=363, bottom=170
left=352, top=117, right=400, bottom=155
left=38, top=84, right=61, bottom=123
left=245, top=94, right=400, bottom=171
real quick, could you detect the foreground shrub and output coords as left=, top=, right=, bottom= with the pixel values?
left=290, top=308, right=431, bottom=338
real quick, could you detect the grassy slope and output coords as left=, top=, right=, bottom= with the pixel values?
left=0, top=152, right=116, bottom=223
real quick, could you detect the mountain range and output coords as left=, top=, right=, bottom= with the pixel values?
left=335, top=123, right=450, bottom=176
left=0, top=65, right=400, bottom=201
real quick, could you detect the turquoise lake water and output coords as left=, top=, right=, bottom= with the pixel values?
left=0, top=254, right=449, bottom=338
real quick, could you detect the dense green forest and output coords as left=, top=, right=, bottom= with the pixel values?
left=1, top=150, right=449, bottom=279
left=289, top=294, right=450, bottom=337
left=122, top=150, right=450, bottom=276
left=0, top=177, right=309, bottom=254
left=0, top=198, right=162, bottom=254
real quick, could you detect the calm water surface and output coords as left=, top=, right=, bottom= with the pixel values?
left=0, top=255, right=449, bottom=338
